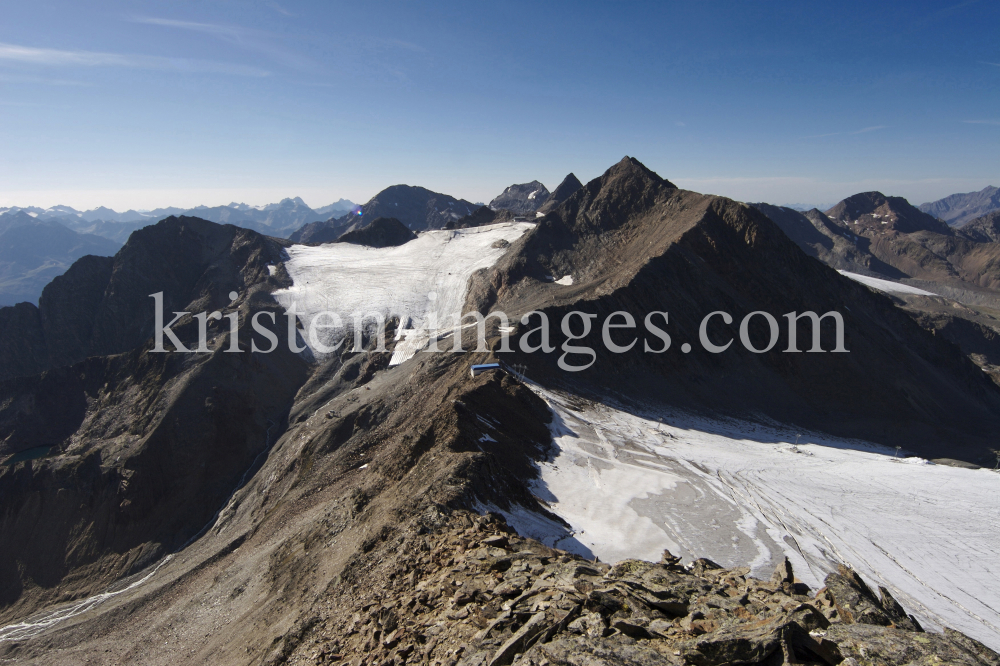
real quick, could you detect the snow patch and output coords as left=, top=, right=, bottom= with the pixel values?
left=554, top=275, right=574, bottom=286
left=838, top=271, right=937, bottom=296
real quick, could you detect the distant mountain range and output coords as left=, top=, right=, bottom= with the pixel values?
left=0, top=210, right=121, bottom=307
left=0, top=197, right=359, bottom=244
left=919, top=186, right=1000, bottom=226
left=0, top=197, right=356, bottom=305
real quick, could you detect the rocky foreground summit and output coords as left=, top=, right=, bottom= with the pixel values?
left=270, top=509, right=997, bottom=666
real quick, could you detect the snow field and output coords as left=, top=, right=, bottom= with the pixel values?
left=272, top=222, right=534, bottom=359
left=501, top=386, right=1000, bottom=649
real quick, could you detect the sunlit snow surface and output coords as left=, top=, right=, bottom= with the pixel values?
left=502, top=386, right=1000, bottom=649
left=838, top=270, right=937, bottom=296
left=273, top=222, right=535, bottom=358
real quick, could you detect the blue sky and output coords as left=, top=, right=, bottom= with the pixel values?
left=0, top=0, right=997, bottom=211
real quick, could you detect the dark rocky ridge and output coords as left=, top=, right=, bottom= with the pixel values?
left=335, top=216, right=417, bottom=247
left=535, top=173, right=584, bottom=216
left=291, top=185, right=479, bottom=242
left=467, top=157, right=1000, bottom=463
left=750, top=203, right=907, bottom=278
left=489, top=181, right=551, bottom=215
left=754, top=200, right=1000, bottom=292
left=920, top=185, right=1000, bottom=227
left=0, top=215, right=290, bottom=382
left=1, top=356, right=994, bottom=663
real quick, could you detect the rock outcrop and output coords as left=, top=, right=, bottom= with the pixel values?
left=268, top=510, right=998, bottom=666
left=447, top=207, right=518, bottom=230
left=336, top=217, right=417, bottom=247
left=959, top=211, right=1000, bottom=243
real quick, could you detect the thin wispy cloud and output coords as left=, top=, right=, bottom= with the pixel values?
left=131, top=16, right=315, bottom=70
left=802, top=125, right=887, bottom=139
left=133, top=17, right=247, bottom=40
left=0, top=42, right=270, bottom=77
left=980, top=61, right=1000, bottom=67
left=0, top=72, right=90, bottom=86
left=963, top=119, right=1000, bottom=125
left=266, top=2, right=296, bottom=17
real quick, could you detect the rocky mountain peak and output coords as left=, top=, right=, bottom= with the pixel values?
left=289, top=184, right=478, bottom=242
left=536, top=173, right=584, bottom=216
left=555, top=156, right=675, bottom=228
left=0, top=209, right=37, bottom=232
left=489, top=180, right=551, bottom=214
left=606, top=155, right=672, bottom=186
left=826, top=192, right=951, bottom=234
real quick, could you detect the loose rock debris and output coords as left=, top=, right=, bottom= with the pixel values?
left=279, top=511, right=998, bottom=666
